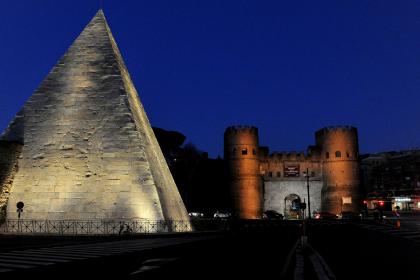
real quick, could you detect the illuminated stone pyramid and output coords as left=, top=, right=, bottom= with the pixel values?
left=1, top=10, right=190, bottom=224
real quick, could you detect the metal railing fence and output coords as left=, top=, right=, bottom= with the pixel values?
left=0, top=219, right=197, bottom=235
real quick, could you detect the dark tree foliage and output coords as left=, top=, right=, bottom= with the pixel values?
left=153, top=127, right=231, bottom=216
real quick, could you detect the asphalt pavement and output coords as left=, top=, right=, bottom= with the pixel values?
left=309, top=220, right=420, bottom=279
left=0, top=224, right=301, bottom=279
left=2, top=218, right=419, bottom=279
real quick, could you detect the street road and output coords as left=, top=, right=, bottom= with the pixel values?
left=309, top=219, right=420, bottom=279
left=0, top=225, right=301, bottom=279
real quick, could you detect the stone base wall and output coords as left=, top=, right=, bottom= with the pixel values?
left=321, top=185, right=361, bottom=214
left=0, top=141, right=22, bottom=221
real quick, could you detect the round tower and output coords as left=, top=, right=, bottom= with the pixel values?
left=316, top=126, right=361, bottom=215
left=224, top=126, right=262, bottom=219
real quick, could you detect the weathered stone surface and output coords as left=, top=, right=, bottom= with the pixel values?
left=1, top=10, right=190, bottom=224
left=264, top=180, right=322, bottom=217
left=0, top=141, right=22, bottom=221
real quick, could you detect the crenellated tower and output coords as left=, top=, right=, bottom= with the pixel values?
left=316, top=126, right=361, bottom=214
left=224, top=126, right=262, bottom=219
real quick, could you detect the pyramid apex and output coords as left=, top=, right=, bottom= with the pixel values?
left=94, top=9, right=105, bottom=19
left=88, top=9, right=106, bottom=24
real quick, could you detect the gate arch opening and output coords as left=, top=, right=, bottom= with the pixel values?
left=284, top=194, right=301, bottom=219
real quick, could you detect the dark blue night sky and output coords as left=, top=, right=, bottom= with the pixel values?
left=1, top=0, right=419, bottom=157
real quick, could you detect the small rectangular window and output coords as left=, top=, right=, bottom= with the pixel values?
left=277, top=171, right=281, bottom=177
left=242, top=148, right=248, bottom=155
left=268, top=171, right=273, bottom=177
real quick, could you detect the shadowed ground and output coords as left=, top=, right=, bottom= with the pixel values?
left=309, top=220, right=420, bottom=279
left=0, top=224, right=300, bottom=279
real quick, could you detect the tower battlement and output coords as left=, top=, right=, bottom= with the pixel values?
left=224, top=125, right=259, bottom=149
left=315, top=125, right=357, bottom=136
left=315, top=125, right=359, bottom=159
left=224, top=125, right=258, bottom=136
left=267, top=151, right=309, bottom=161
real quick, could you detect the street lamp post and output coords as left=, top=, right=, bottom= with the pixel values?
left=306, top=168, right=311, bottom=219
left=16, top=201, right=24, bottom=233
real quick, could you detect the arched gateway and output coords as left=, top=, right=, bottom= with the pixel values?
left=284, top=194, right=302, bottom=219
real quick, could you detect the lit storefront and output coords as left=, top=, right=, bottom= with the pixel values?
left=365, top=195, right=420, bottom=212
left=393, top=197, right=413, bottom=211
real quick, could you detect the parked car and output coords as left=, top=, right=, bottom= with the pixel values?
left=338, top=211, right=360, bottom=220
left=263, top=210, right=284, bottom=220
left=314, top=211, right=337, bottom=220
left=214, top=211, right=231, bottom=219
left=188, top=212, right=204, bottom=218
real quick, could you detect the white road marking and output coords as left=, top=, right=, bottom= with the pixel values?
left=0, top=258, right=53, bottom=266
left=0, top=254, right=70, bottom=263
left=0, top=262, right=34, bottom=269
left=0, top=235, right=216, bottom=273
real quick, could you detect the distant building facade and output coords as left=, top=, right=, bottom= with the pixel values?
left=224, top=125, right=362, bottom=219
left=361, top=150, right=420, bottom=211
